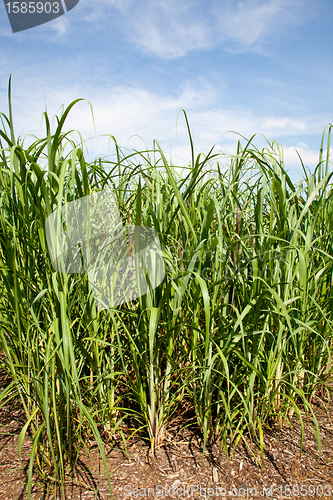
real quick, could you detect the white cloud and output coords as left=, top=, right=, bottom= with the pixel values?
left=211, top=0, right=309, bottom=53
left=283, top=146, right=333, bottom=171
left=124, top=0, right=211, bottom=59
left=2, top=76, right=328, bottom=173
left=79, top=0, right=314, bottom=59
left=261, top=116, right=307, bottom=131
left=48, top=15, right=70, bottom=38
left=0, top=0, right=318, bottom=58
left=214, top=0, right=282, bottom=49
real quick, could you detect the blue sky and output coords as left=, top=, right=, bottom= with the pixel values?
left=1, top=0, right=332, bottom=177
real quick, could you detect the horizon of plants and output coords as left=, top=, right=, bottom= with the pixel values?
left=0, top=76, right=332, bottom=499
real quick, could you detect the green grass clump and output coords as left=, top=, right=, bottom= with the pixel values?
left=0, top=76, right=332, bottom=498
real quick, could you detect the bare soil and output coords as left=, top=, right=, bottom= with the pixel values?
left=1, top=386, right=333, bottom=500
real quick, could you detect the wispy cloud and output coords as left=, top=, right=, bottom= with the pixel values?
left=123, top=0, right=212, bottom=59
left=49, top=16, right=70, bottom=38
left=0, top=0, right=316, bottom=57
left=81, top=0, right=315, bottom=59
left=283, top=145, right=333, bottom=174
left=212, top=0, right=308, bottom=53
left=3, top=75, right=326, bottom=173
left=261, top=116, right=307, bottom=131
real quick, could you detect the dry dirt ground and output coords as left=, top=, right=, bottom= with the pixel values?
left=1, top=388, right=333, bottom=500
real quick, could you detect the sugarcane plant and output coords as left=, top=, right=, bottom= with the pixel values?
left=0, top=74, right=332, bottom=497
